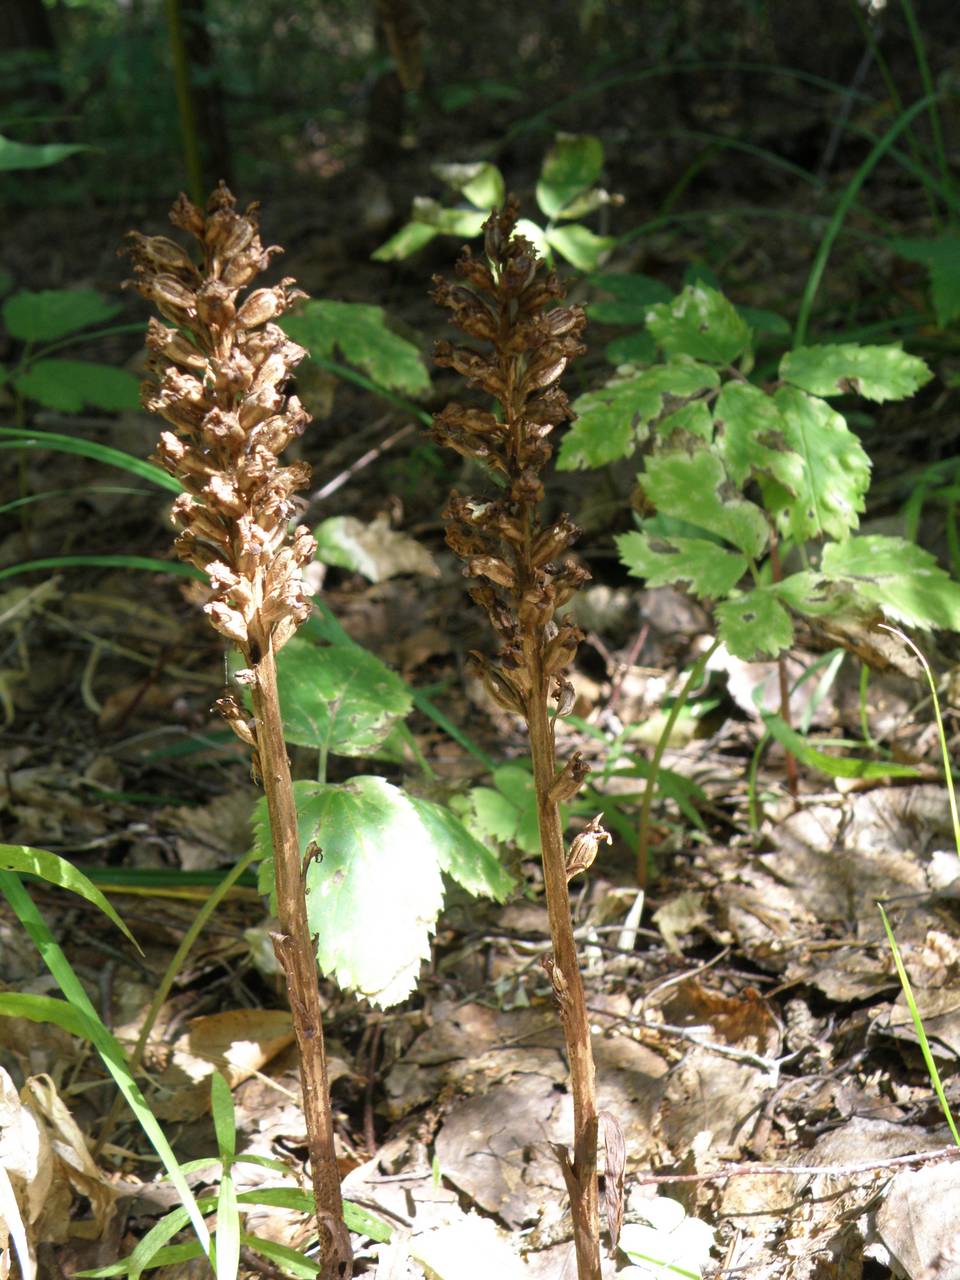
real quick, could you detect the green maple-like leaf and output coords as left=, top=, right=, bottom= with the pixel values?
left=281, top=300, right=429, bottom=396
left=646, top=285, right=752, bottom=366
left=642, top=449, right=769, bottom=559
left=254, top=777, right=510, bottom=1007
left=12, top=359, right=140, bottom=412
left=820, top=535, right=960, bottom=630
left=715, top=588, right=795, bottom=660
left=274, top=637, right=411, bottom=756
left=893, top=236, right=960, bottom=328
left=714, top=382, right=803, bottom=493
left=3, top=288, right=121, bottom=342
left=770, top=387, right=870, bottom=542
left=559, top=361, right=718, bottom=470
left=617, top=531, right=746, bottom=598
left=780, top=342, right=932, bottom=403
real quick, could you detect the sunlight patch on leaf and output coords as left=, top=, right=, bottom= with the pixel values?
left=617, top=532, right=746, bottom=598
left=714, top=382, right=803, bottom=493
left=642, top=450, right=769, bottom=559
left=820, top=535, right=960, bottom=631
left=646, top=285, right=752, bottom=366
left=780, top=342, right=932, bottom=403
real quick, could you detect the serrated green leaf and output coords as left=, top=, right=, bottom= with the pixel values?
left=274, top=636, right=411, bottom=756
left=12, top=359, right=141, bottom=412
left=544, top=223, right=615, bottom=271
left=409, top=196, right=488, bottom=237
left=761, top=713, right=920, bottom=780
left=432, top=161, right=505, bottom=211
left=3, top=289, right=121, bottom=341
left=254, top=778, right=445, bottom=1007
left=715, top=588, right=794, bottom=660
left=780, top=342, right=932, bottom=403
left=281, top=300, right=429, bottom=396
left=0, top=134, right=93, bottom=171
left=536, top=133, right=604, bottom=219
left=646, top=285, right=752, bottom=366
left=820, top=535, right=960, bottom=630
left=617, top=532, right=746, bottom=598
left=892, top=236, right=960, bottom=328
left=467, top=786, right=519, bottom=845
left=771, top=386, right=870, bottom=541
left=655, top=400, right=714, bottom=443
left=772, top=570, right=847, bottom=617
left=560, top=362, right=719, bottom=470
left=0, top=844, right=139, bottom=950
left=371, top=220, right=439, bottom=262
left=405, top=792, right=514, bottom=900
left=714, top=382, right=803, bottom=493
left=589, top=273, right=672, bottom=325
left=604, top=330, right=657, bottom=366
left=643, top=450, right=769, bottom=558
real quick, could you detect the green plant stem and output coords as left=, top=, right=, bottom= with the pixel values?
left=899, top=0, right=952, bottom=222
left=527, top=687, right=600, bottom=1280
left=93, top=845, right=261, bottom=1159
left=638, top=639, right=721, bottom=886
left=309, top=354, right=433, bottom=426
left=794, top=93, right=937, bottom=346
left=163, top=0, right=204, bottom=203
left=250, top=640, right=351, bottom=1279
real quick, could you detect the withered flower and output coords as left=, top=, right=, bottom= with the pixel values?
left=123, top=184, right=316, bottom=690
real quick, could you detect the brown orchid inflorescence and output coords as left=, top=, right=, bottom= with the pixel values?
left=124, top=186, right=350, bottom=1279
left=124, top=183, right=317, bottom=766
left=432, top=200, right=613, bottom=1280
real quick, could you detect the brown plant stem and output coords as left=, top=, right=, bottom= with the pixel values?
left=252, top=642, right=351, bottom=1279
left=527, top=693, right=601, bottom=1279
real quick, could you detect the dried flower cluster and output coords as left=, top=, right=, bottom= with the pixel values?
left=432, top=201, right=591, bottom=725
left=123, top=183, right=316, bottom=744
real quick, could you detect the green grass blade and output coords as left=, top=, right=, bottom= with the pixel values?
left=0, top=485, right=152, bottom=517
left=0, top=872, right=211, bottom=1252
left=0, top=555, right=204, bottom=584
left=0, top=426, right=180, bottom=492
left=0, top=843, right=141, bottom=952
left=879, top=903, right=960, bottom=1146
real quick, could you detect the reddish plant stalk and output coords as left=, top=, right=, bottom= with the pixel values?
left=124, top=185, right=350, bottom=1278
left=432, top=202, right=610, bottom=1279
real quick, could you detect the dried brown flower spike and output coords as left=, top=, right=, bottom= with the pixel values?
left=124, top=186, right=351, bottom=1279
left=432, top=202, right=614, bottom=1279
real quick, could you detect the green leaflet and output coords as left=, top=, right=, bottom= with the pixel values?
left=536, top=133, right=604, bottom=219
left=714, top=382, right=803, bottom=493
left=646, top=284, right=752, bottom=366
left=780, top=341, right=932, bottom=403
left=432, top=160, right=505, bottom=211
left=559, top=361, right=718, bottom=470
left=820, top=535, right=960, bottom=630
left=617, top=532, right=746, bottom=599
left=274, top=636, right=412, bottom=757
left=254, top=777, right=512, bottom=1007
left=642, top=450, right=769, bottom=559
left=770, top=386, right=870, bottom=542
left=715, top=588, right=795, bottom=660
left=892, top=236, right=960, bottom=328
left=2, top=288, right=121, bottom=341
left=12, top=359, right=141, bottom=412
left=544, top=223, right=615, bottom=271
left=280, top=300, right=429, bottom=396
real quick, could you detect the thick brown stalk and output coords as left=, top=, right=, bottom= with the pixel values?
left=251, top=643, right=352, bottom=1280
left=527, top=688, right=601, bottom=1280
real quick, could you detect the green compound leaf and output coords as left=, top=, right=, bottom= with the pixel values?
left=617, top=532, right=747, bottom=598
left=770, top=386, right=871, bottom=542
left=12, top=359, right=141, bottom=412
left=432, top=161, right=505, bottom=211
left=559, top=361, right=718, bottom=470
left=544, top=223, right=615, bottom=272
left=536, top=133, right=604, bottom=219
left=588, top=273, right=673, bottom=326
left=3, top=289, right=122, bottom=342
left=820, top=535, right=960, bottom=630
left=605, top=330, right=657, bottom=366
left=646, top=285, right=752, bottom=367
left=466, top=763, right=546, bottom=855
left=715, top=588, right=795, bottom=660
left=281, top=300, right=429, bottom=396
left=892, top=236, right=960, bottom=328
left=714, top=382, right=803, bottom=493
left=254, top=777, right=504, bottom=1006
left=0, top=844, right=139, bottom=950
left=642, top=450, right=769, bottom=559
left=780, top=342, right=933, bottom=403
left=0, top=135, right=93, bottom=172
left=371, top=220, right=439, bottom=262
left=275, top=636, right=411, bottom=756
